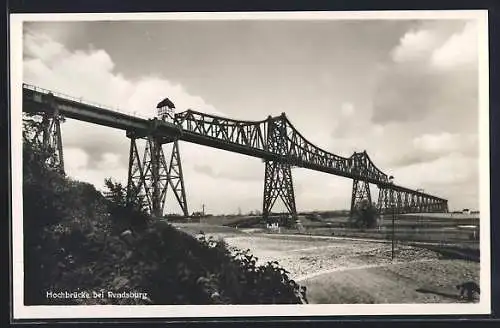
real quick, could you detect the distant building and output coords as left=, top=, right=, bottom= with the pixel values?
left=266, top=222, right=280, bottom=233
left=462, top=208, right=470, bottom=214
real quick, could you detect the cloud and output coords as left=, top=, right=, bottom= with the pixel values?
left=177, top=140, right=264, bottom=181
left=392, top=152, right=478, bottom=195
left=391, top=28, right=442, bottom=63
left=23, top=30, right=225, bottom=194
left=24, top=32, right=66, bottom=62
left=181, top=170, right=263, bottom=215
left=340, top=102, right=355, bottom=117
left=64, top=147, right=89, bottom=171
left=388, top=132, right=478, bottom=167
left=330, top=102, right=385, bottom=141
left=372, top=20, right=479, bottom=125
left=193, top=163, right=263, bottom=181
left=373, top=64, right=445, bottom=123
left=95, top=153, right=122, bottom=170
left=70, top=167, right=129, bottom=193
left=413, top=132, right=477, bottom=154
left=193, top=164, right=215, bottom=176
left=61, top=120, right=129, bottom=170
left=24, top=30, right=223, bottom=118
left=431, top=21, right=478, bottom=70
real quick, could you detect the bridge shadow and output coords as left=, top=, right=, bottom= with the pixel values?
left=415, top=288, right=475, bottom=302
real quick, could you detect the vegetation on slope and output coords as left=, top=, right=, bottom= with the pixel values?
left=22, top=116, right=307, bottom=305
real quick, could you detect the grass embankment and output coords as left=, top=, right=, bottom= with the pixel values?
left=22, top=136, right=306, bottom=305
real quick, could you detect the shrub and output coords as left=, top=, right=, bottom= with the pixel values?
left=348, top=199, right=379, bottom=230
left=103, top=178, right=150, bottom=233
left=23, top=137, right=112, bottom=304
left=22, top=115, right=307, bottom=305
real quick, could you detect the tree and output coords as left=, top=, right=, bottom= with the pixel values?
left=349, top=199, right=379, bottom=230
left=103, top=178, right=151, bottom=232
left=103, top=179, right=127, bottom=207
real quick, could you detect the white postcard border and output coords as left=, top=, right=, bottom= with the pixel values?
left=10, top=10, right=491, bottom=319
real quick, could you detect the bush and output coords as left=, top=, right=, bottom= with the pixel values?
left=348, top=199, right=379, bottom=230
left=22, top=116, right=307, bottom=305
left=103, top=178, right=151, bottom=233
left=104, top=222, right=306, bottom=304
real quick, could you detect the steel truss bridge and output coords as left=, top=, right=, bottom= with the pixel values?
left=22, top=83, right=448, bottom=219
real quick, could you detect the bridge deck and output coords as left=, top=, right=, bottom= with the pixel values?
left=21, top=83, right=447, bottom=204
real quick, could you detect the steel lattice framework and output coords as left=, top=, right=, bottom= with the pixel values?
left=25, top=92, right=65, bottom=174
left=126, top=131, right=188, bottom=217
left=351, top=179, right=372, bottom=214
left=22, top=83, right=449, bottom=219
left=377, top=186, right=447, bottom=214
left=262, top=116, right=297, bottom=220
left=40, top=110, right=65, bottom=174
left=174, top=110, right=448, bottom=217
left=174, top=110, right=389, bottom=184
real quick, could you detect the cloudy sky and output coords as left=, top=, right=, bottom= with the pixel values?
left=21, top=16, right=482, bottom=215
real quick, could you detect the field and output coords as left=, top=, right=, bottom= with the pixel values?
left=174, top=221, right=480, bottom=304
left=185, top=212, right=480, bottom=248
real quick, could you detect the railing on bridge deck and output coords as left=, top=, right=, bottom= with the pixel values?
left=23, top=83, right=149, bottom=119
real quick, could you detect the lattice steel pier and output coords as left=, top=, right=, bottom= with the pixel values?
left=126, top=132, right=188, bottom=218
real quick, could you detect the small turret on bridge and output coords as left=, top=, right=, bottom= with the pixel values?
left=125, top=96, right=188, bottom=217
left=157, top=97, right=176, bottom=121
left=22, top=83, right=449, bottom=220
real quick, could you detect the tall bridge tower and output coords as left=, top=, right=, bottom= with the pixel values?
left=125, top=98, right=189, bottom=218
left=262, top=114, right=297, bottom=222
left=25, top=92, right=65, bottom=174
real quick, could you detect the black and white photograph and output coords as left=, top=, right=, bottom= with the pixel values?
left=10, top=10, right=490, bottom=319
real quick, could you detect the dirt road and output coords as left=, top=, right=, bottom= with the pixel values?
left=173, top=223, right=480, bottom=304
left=222, top=233, right=480, bottom=304
left=223, top=234, right=440, bottom=279
left=302, top=259, right=478, bottom=304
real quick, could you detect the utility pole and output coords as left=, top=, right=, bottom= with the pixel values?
left=389, top=175, right=395, bottom=261
left=392, top=204, right=396, bottom=260
left=202, top=204, right=205, bottom=216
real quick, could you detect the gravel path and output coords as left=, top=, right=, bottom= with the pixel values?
left=223, top=234, right=440, bottom=279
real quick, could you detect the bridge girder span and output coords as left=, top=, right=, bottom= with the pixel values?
left=377, top=186, right=449, bottom=214
left=22, top=84, right=449, bottom=220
